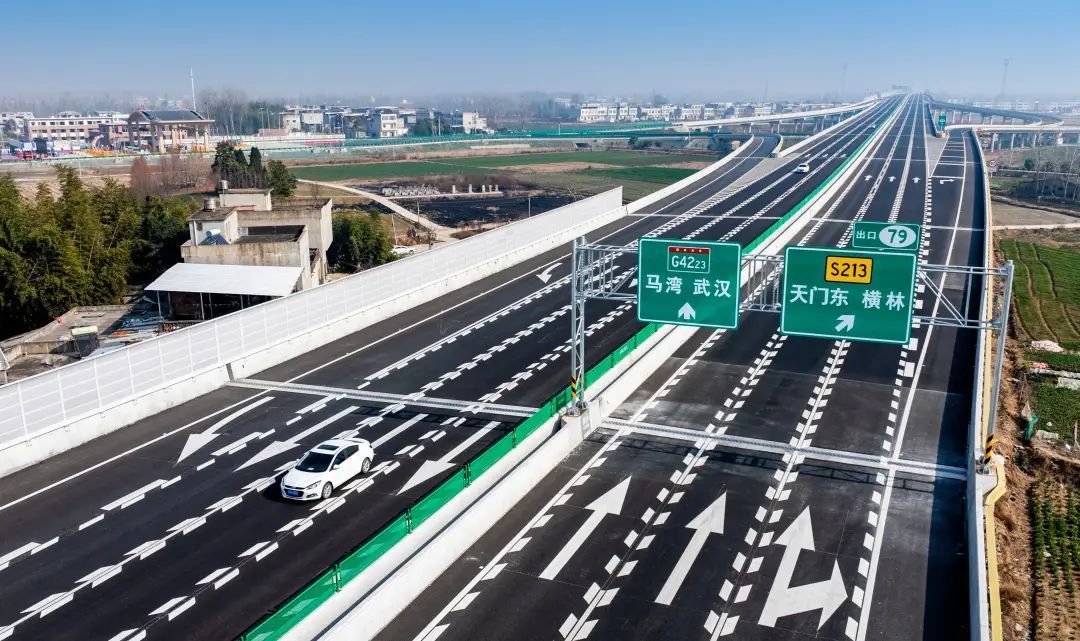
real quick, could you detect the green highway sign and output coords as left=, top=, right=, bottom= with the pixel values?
left=851, top=222, right=921, bottom=252
left=938, top=112, right=947, bottom=129
left=637, top=238, right=742, bottom=329
left=780, top=246, right=917, bottom=344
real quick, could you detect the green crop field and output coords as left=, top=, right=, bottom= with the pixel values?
left=999, top=238, right=1080, bottom=347
left=586, top=166, right=698, bottom=184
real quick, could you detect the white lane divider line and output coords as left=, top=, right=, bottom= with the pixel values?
left=78, top=564, right=123, bottom=588
left=22, top=590, right=75, bottom=617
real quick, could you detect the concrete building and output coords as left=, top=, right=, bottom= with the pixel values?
left=23, top=113, right=125, bottom=145
left=676, top=104, right=705, bottom=121
left=450, top=111, right=489, bottom=134
left=575, top=103, right=614, bottom=123
left=365, top=108, right=408, bottom=138
left=146, top=187, right=334, bottom=320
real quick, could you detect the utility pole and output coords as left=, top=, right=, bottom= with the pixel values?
left=190, top=68, right=197, bottom=113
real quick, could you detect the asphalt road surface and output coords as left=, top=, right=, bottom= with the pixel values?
left=0, top=97, right=904, bottom=641
left=374, top=94, right=983, bottom=641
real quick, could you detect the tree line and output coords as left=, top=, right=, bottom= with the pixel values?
left=211, top=142, right=296, bottom=196
left=0, top=169, right=194, bottom=337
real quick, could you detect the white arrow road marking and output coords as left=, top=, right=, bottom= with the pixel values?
left=371, top=413, right=429, bottom=449
left=397, top=421, right=500, bottom=495
left=912, top=177, right=920, bottom=183
left=834, top=315, right=855, bottom=332
left=939, top=178, right=956, bottom=184
left=78, top=564, right=123, bottom=588
left=758, top=508, right=847, bottom=629
left=539, top=477, right=631, bottom=580
left=177, top=396, right=274, bottom=463
left=887, top=176, right=895, bottom=182
left=22, top=591, right=74, bottom=617
left=655, top=493, right=727, bottom=605
left=536, top=262, right=562, bottom=284
left=237, top=406, right=358, bottom=470
left=863, top=175, right=872, bottom=181
left=677, top=303, right=696, bottom=321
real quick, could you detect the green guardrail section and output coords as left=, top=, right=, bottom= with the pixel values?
left=236, top=100, right=898, bottom=641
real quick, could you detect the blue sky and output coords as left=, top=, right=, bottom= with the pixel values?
left=6, top=0, right=1079, bottom=100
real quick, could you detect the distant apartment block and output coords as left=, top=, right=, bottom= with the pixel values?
left=23, top=113, right=125, bottom=145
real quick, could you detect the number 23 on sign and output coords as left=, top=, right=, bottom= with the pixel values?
left=825, top=255, right=872, bottom=284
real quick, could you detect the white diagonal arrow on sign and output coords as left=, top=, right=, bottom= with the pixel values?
left=758, top=508, right=847, bottom=629
left=236, top=405, right=357, bottom=470
left=539, top=477, right=630, bottom=580
left=655, top=493, right=726, bottom=605
left=536, top=262, right=562, bottom=284
left=177, top=396, right=274, bottom=463
left=834, top=315, right=855, bottom=332
left=397, top=420, right=500, bottom=495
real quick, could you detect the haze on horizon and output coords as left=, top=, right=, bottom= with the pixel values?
left=4, top=0, right=1078, bottom=102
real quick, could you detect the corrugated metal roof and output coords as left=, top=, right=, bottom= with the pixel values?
left=145, top=263, right=301, bottom=297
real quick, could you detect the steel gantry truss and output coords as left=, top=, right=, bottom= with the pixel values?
left=568, top=237, right=1014, bottom=467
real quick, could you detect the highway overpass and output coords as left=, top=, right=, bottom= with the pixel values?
left=0, top=93, right=1004, bottom=641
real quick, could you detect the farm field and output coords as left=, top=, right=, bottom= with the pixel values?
left=999, top=237, right=1080, bottom=348
left=586, top=166, right=697, bottom=184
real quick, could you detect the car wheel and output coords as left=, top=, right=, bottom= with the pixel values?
left=361, top=458, right=372, bottom=474
left=321, top=482, right=334, bottom=500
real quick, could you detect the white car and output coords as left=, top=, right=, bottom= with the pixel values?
left=392, top=245, right=416, bottom=257
left=794, top=162, right=810, bottom=174
left=280, top=438, right=374, bottom=501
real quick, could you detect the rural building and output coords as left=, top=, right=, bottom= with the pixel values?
left=146, top=187, right=333, bottom=320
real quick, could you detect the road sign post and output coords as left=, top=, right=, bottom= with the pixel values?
left=780, top=246, right=917, bottom=344
left=637, top=238, right=742, bottom=329
left=851, top=221, right=921, bottom=252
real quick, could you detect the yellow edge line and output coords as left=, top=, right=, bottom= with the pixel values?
left=984, top=457, right=1006, bottom=641
left=979, top=131, right=1003, bottom=641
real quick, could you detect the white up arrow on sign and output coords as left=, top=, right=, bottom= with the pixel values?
left=758, top=508, right=847, bottom=629
left=834, top=315, right=855, bottom=332
left=655, top=493, right=726, bottom=605
left=539, top=477, right=630, bottom=580
left=677, top=303, right=696, bottom=320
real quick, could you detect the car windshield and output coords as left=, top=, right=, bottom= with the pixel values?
left=296, top=451, right=334, bottom=472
